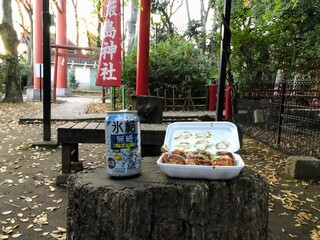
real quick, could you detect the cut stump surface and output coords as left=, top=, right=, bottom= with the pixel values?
left=67, top=157, right=268, bottom=240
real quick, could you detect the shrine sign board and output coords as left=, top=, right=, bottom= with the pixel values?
left=96, top=0, right=122, bottom=87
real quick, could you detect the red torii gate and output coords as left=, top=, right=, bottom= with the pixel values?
left=33, top=0, right=68, bottom=98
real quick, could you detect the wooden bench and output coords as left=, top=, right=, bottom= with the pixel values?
left=56, top=122, right=167, bottom=185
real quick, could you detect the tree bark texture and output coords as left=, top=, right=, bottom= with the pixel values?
left=16, top=0, right=33, bottom=87
left=0, top=0, right=23, bottom=102
left=127, top=0, right=138, bottom=52
left=67, top=157, right=268, bottom=240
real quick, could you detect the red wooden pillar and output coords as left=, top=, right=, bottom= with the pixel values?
left=136, top=0, right=151, bottom=96
left=33, top=0, right=43, bottom=90
left=225, top=83, right=232, bottom=120
left=56, top=0, right=68, bottom=94
left=209, top=84, right=217, bottom=111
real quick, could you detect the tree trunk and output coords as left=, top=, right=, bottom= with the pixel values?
left=185, top=0, right=191, bottom=23
left=16, top=0, right=33, bottom=87
left=67, top=158, right=269, bottom=240
left=95, top=2, right=104, bottom=48
left=208, top=5, right=218, bottom=55
left=71, top=0, right=79, bottom=46
left=127, top=0, right=138, bottom=52
left=0, top=0, right=23, bottom=102
left=199, top=0, right=210, bottom=53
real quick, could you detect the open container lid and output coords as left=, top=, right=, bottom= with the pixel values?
left=162, top=121, right=240, bottom=153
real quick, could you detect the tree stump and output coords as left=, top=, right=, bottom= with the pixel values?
left=131, top=95, right=164, bottom=123
left=67, top=157, right=268, bottom=240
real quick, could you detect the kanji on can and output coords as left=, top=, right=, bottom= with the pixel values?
left=105, top=111, right=141, bottom=177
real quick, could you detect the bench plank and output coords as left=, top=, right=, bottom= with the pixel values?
left=56, top=121, right=168, bottom=185
left=85, top=122, right=100, bottom=130
left=58, top=123, right=167, bottom=144
left=97, top=123, right=104, bottom=130
left=59, top=122, right=78, bottom=129
left=73, top=122, right=89, bottom=129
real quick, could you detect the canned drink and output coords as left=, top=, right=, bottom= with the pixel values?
left=105, top=110, right=141, bottom=177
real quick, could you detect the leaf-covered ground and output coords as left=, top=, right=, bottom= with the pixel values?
left=0, top=102, right=105, bottom=240
left=0, top=101, right=319, bottom=240
left=238, top=139, right=320, bottom=240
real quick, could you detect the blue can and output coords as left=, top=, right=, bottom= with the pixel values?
left=105, top=111, right=141, bottom=177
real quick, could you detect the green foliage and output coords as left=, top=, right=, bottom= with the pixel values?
left=0, top=54, right=30, bottom=91
left=18, top=55, right=29, bottom=87
left=18, top=55, right=29, bottom=76
left=184, top=20, right=203, bottom=39
left=68, top=69, right=80, bottom=90
left=123, top=37, right=212, bottom=98
left=229, top=0, right=320, bottom=96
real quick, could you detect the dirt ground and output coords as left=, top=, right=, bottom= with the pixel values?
left=0, top=100, right=319, bottom=240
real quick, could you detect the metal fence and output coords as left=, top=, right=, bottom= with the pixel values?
left=235, top=79, right=320, bottom=159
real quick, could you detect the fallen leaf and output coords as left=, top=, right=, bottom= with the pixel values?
left=0, top=234, right=9, bottom=240
left=19, top=218, right=29, bottom=223
left=270, top=194, right=284, bottom=201
left=57, top=227, right=67, bottom=233
left=1, top=224, right=19, bottom=234
left=2, top=226, right=13, bottom=235
left=283, top=205, right=297, bottom=211
left=50, top=233, right=63, bottom=238
left=311, top=205, right=320, bottom=213
left=297, top=211, right=311, bottom=220
left=26, top=224, right=33, bottom=229
left=2, top=211, right=12, bottom=215
left=306, top=198, right=315, bottom=203
left=310, top=229, right=320, bottom=240
left=280, top=212, right=289, bottom=216
left=12, top=233, right=22, bottom=238
left=46, top=206, right=60, bottom=211
left=33, top=212, right=48, bottom=226
left=281, top=184, right=290, bottom=187
left=289, top=233, right=298, bottom=238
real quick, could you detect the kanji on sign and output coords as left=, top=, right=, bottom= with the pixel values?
left=96, top=0, right=122, bottom=87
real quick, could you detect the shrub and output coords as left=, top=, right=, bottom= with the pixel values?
left=68, top=68, right=80, bottom=90
left=123, top=36, right=212, bottom=98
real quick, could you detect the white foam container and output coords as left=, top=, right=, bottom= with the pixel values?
left=156, top=121, right=245, bottom=180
